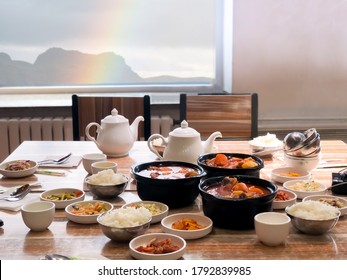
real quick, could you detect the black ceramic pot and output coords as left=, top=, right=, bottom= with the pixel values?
left=132, top=161, right=206, bottom=209
left=199, top=175, right=278, bottom=230
left=197, top=153, right=264, bottom=178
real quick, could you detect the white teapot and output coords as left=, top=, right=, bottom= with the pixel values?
left=147, top=120, right=222, bottom=164
left=85, top=108, right=144, bottom=157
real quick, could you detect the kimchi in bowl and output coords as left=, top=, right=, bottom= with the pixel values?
left=197, top=153, right=264, bottom=178
left=199, top=175, right=278, bottom=230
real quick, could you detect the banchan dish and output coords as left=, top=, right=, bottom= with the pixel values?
left=199, top=175, right=278, bottom=230
left=197, top=153, right=264, bottom=178
left=132, top=161, right=206, bottom=209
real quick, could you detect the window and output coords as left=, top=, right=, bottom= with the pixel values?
left=0, top=0, right=232, bottom=103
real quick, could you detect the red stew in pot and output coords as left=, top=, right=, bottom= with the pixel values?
left=205, top=176, right=269, bottom=199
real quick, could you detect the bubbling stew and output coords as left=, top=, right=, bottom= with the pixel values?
left=139, top=165, right=199, bottom=179
left=204, top=154, right=259, bottom=169
left=205, top=176, right=270, bottom=199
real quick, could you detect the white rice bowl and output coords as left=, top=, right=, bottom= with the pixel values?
left=87, top=169, right=127, bottom=185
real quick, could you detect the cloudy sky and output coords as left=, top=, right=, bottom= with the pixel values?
left=0, top=0, right=216, bottom=78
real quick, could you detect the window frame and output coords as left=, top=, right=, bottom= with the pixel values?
left=0, top=0, right=232, bottom=105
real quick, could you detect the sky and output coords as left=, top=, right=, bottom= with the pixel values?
left=0, top=0, right=216, bottom=78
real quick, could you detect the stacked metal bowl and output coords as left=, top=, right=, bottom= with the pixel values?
left=283, top=128, right=321, bottom=171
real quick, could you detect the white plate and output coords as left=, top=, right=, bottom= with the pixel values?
left=129, top=233, right=186, bottom=260
left=161, top=213, right=213, bottom=240
left=65, top=200, right=113, bottom=224
left=0, top=160, right=38, bottom=178
left=40, top=188, right=85, bottom=209
left=271, top=167, right=311, bottom=184
left=122, top=201, right=169, bottom=224
left=303, top=195, right=347, bottom=216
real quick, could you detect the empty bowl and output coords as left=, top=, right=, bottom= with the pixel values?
left=21, top=201, right=55, bottom=231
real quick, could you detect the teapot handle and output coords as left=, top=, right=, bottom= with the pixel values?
left=85, top=122, right=102, bottom=143
left=147, top=134, right=167, bottom=160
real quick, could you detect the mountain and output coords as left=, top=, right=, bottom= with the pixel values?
left=0, top=48, right=212, bottom=86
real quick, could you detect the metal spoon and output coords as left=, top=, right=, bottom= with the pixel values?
left=44, top=254, right=70, bottom=260
left=0, top=184, right=31, bottom=202
left=38, top=153, right=72, bottom=165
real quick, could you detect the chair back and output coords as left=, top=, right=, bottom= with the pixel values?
left=180, top=93, right=258, bottom=140
left=72, top=94, right=151, bottom=140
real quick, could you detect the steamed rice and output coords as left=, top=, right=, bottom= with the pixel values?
left=88, top=169, right=126, bottom=185
left=287, top=200, right=340, bottom=220
left=98, top=207, right=152, bottom=227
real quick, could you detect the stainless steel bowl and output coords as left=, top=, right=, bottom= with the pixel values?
left=85, top=175, right=128, bottom=198
left=97, top=211, right=151, bottom=242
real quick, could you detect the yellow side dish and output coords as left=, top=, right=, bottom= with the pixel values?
left=71, top=202, right=109, bottom=215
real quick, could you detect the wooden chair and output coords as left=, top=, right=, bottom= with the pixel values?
left=72, top=94, right=151, bottom=141
left=179, top=93, right=258, bottom=140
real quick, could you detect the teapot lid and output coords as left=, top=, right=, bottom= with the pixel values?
left=170, top=120, right=200, bottom=137
left=102, top=108, right=128, bottom=123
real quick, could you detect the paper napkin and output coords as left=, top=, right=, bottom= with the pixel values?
left=39, top=155, right=82, bottom=168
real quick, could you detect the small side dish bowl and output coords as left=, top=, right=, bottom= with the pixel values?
left=129, top=233, right=186, bottom=260
left=285, top=200, right=340, bottom=235
left=65, top=200, right=113, bottom=224
left=283, top=179, right=327, bottom=199
left=122, top=201, right=169, bottom=224
left=85, top=170, right=128, bottom=198
left=0, top=160, right=38, bottom=178
left=272, top=189, right=297, bottom=210
left=197, top=153, right=264, bottom=178
left=271, top=167, right=311, bottom=184
left=161, top=213, right=213, bottom=240
left=97, top=207, right=152, bottom=242
left=303, top=195, right=347, bottom=216
left=131, top=161, right=206, bottom=209
left=40, top=188, right=85, bottom=209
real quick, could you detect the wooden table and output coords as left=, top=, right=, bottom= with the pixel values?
left=0, top=140, right=347, bottom=260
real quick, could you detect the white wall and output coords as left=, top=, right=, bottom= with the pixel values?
left=232, top=0, right=347, bottom=131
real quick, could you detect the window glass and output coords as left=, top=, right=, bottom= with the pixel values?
left=0, top=0, right=217, bottom=89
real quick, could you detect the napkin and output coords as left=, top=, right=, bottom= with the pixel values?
left=39, top=155, right=82, bottom=168
left=0, top=193, right=40, bottom=212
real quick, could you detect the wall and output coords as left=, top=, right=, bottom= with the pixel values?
left=232, top=0, right=347, bottom=135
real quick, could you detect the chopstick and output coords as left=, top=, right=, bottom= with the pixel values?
left=317, top=164, right=347, bottom=169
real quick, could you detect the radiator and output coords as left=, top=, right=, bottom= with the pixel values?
left=150, top=115, right=174, bottom=137
left=0, top=117, right=73, bottom=161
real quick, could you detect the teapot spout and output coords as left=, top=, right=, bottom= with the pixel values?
left=130, top=116, right=144, bottom=140
left=203, top=131, right=223, bottom=153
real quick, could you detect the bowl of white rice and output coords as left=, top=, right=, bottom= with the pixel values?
left=97, top=207, right=152, bottom=242
left=285, top=200, right=340, bottom=235
left=85, top=169, right=128, bottom=198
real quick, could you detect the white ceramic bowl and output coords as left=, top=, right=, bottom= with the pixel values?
left=129, top=233, right=186, bottom=260
left=271, top=167, right=311, bottom=184
left=254, top=212, right=291, bottom=246
left=303, top=195, right=347, bottom=216
left=283, top=153, right=321, bottom=171
left=65, top=200, right=113, bottom=224
left=272, top=189, right=297, bottom=210
left=21, top=201, right=55, bottom=231
left=40, top=188, right=85, bottom=209
left=122, top=201, right=169, bottom=224
left=0, top=160, right=38, bottom=178
left=283, top=179, right=327, bottom=199
left=161, top=213, right=213, bottom=240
